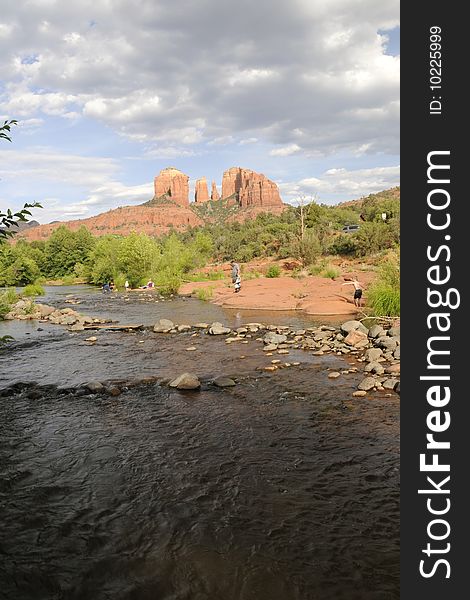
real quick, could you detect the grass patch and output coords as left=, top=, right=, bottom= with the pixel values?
left=22, top=283, right=45, bottom=297
left=321, top=265, right=341, bottom=279
left=187, top=270, right=225, bottom=282
left=366, top=251, right=400, bottom=317
left=0, top=288, right=19, bottom=319
left=266, top=264, right=281, bottom=278
left=195, top=286, right=215, bottom=301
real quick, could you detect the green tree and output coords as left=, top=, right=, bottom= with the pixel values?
left=117, top=232, right=160, bottom=287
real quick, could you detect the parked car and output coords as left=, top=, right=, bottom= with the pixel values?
left=342, top=224, right=360, bottom=233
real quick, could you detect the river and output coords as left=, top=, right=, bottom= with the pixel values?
left=0, top=286, right=399, bottom=599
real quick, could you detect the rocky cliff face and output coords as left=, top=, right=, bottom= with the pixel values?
left=221, top=167, right=282, bottom=208
left=211, top=181, right=220, bottom=201
left=19, top=166, right=285, bottom=241
left=194, top=177, right=209, bottom=203
left=154, top=167, right=189, bottom=207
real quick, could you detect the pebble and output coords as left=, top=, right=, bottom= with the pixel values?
left=328, top=372, right=341, bottom=379
left=353, top=390, right=367, bottom=397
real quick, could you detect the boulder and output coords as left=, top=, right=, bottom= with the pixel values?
left=344, top=329, right=368, bottom=347
left=209, top=322, right=231, bottom=335
left=169, top=373, right=201, bottom=390
left=177, top=324, right=191, bottom=332
left=107, top=386, right=122, bottom=396
left=353, top=390, right=367, bottom=397
left=85, top=381, right=104, bottom=393
left=376, top=336, right=398, bottom=351
left=328, top=372, right=341, bottom=379
left=368, top=324, right=385, bottom=338
left=388, top=326, right=400, bottom=337
left=36, top=304, right=55, bottom=317
left=341, top=320, right=368, bottom=335
left=365, top=347, right=383, bottom=362
left=383, top=378, right=400, bottom=390
left=153, top=318, right=175, bottom=333
left=263, top=344, right=278, bottom=352
left=385, top=363, right=401, bottom=375
left=263, top=332, right=287, bottom=345
left=358, top=377, right=377, bottom=391
left=393, top=346, right=401, bottom=360
left=364, top=362, right=385, bottom=375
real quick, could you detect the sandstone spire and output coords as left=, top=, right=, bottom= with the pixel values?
left=211, top=181, right=220, bottom=201
left=194, top=177, right=210, bottom=203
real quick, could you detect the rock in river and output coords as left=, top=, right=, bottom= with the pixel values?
left=169, top=373, right=201, bottom=390
left=340, top=320, right=368, bottom=335
left=358, top=377, right=376, bottom=391
left=153, top=318, right=175, bottom=333
left=209, top=322, right=231, bottom=335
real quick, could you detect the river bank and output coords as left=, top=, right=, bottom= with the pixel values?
left=179, top=271, right=376, bottom=316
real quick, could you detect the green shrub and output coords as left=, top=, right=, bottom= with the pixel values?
left=321, top=265, right=341, bottom=279
left=366, top=252, right=400, bottom=316
left=22, top=283, right=45, bottom=297
left=0, top=289, right=19, bottom=319
left=187, top=270, right=225, bottom=282
left=266, top=264, right=281, bottom=278
left=155, top=269, right=182, bottom=295
left=195, top=286, right=215, bottom=301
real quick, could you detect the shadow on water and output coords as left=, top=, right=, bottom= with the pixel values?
left=0, top=286, right=399, bottom=599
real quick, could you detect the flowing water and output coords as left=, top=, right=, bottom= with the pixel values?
left=0, top=287, right=399, bottom=600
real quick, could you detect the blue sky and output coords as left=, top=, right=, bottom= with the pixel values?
left=0, top=0, right=399, bottom=224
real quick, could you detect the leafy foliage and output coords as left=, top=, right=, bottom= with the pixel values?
left=366, top=251, right=400, bottom=316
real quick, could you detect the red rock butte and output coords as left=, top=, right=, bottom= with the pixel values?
left=18, top=166, right=285, bottom=241
left=154, top=167, right=189, bottom=207
left=221, top=167, right=283, bottom=208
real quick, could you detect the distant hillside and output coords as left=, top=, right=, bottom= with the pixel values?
left=338, top=186, right=400, bottom=209
left=18, top=186, right=399, bottom=242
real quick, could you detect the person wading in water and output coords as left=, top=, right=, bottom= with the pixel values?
left=231, top=261, right=241, bottom=293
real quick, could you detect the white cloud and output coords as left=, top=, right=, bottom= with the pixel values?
left=0, top=0, right=399, bottom=154
left=279, top=165, right=400, bottom=203
left=270, top=143, right=301, bottom=157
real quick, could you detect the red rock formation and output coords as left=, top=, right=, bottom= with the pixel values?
left=221, top=167, right=242, bottom=199
left=221, top=167, right=283, bottom=208
left=194, top=177, right=210, bottom=203
left=19, top=205, right=204, bottom=241
left=211, top=181, right=220, bottom=201
left=154, top=167, right=189, bottom=207
left=18, top=167, right=285, bottom=242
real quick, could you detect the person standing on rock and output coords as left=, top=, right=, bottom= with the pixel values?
left=342, top=277, right=363, bottom=308
left=231, top=261, right=241, bottom=293
left=125, top=280, right=130, bottom=292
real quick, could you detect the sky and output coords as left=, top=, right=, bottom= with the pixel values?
left=0, top=0, right=399, bottom=224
